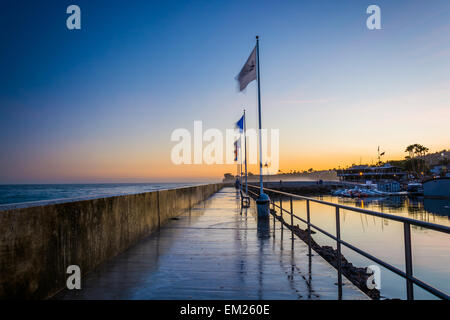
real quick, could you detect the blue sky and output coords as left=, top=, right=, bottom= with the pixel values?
left=0, top=0, right=449, bottom=183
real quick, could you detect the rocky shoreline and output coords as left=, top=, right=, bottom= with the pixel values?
left=272, top=211, right=380, bottom=300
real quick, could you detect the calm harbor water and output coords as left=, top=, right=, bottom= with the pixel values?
left=0, top=183, right=201, bottom=208
left=286, top=195, right=450, bottom=299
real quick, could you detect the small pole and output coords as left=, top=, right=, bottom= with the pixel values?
left=290, top=197, right=293, bottom=226
left=404, top=222, right=414, bottom=300
left=290, top=197, right=294, bottom=241
left=239, top=138, right=243, bottom=194
left=236, top=150, right=239, bottom=186
left=280, top=197, right=283, bottom=221
left=306, top=200, right=313, bottom=257
left=273, top=206, right=276, bottom=237
left=336, top=207, right=343, bottom=300
left=244, top=109, right=248, bottom=195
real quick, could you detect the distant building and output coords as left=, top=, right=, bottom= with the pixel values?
left=418, top=150, right=449, bottom=167
left=430, top=164, right=450, bottom=177
left=337, top=164, right=407, bottom=182
left=377, top=180, right=401, bottom=192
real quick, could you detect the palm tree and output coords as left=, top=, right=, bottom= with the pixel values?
left=405, top=144, right=416, bottom=174
left=405, top=144, right=429, bottom=176
left=414, top=144, right=429, bottom=174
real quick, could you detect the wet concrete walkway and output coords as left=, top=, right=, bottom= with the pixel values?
left=55, top=188, right=368, bottom=300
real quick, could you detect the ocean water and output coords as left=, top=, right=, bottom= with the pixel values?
left=0, top=183, right=201, bottom=209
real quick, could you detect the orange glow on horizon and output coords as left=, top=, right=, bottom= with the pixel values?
left=7, top=142, right=447, bottom=183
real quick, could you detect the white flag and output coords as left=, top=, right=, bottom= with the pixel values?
left=236, top=46, right=256, bottom=91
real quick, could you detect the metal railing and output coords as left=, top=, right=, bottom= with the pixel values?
left=246, top=185, right=450, bottom=300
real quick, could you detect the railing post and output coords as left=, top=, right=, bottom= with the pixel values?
left=280, top=197, right=283, bottom=222
left=404, top=222, right=414, bottom=300
left=273, top=200, right=276, bottom=237
left=306, top=200, right=313, bottom=257
left=290, top=197, right=294, bottom=226
left=290, top=196, right=294, bottom=241
left=336, top=207, right=342, bottom=300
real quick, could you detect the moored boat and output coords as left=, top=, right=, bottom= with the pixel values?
left=332, top=183, right=406, bottom=198
left=407, top=182, right=424, bottom=196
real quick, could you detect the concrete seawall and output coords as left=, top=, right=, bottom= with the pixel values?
left=0, top=183, right=223, bottom=299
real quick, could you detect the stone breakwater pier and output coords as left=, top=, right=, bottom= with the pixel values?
left=0, top=185, right=367, bottom=300
left=0, top=184, right=222, bottom=299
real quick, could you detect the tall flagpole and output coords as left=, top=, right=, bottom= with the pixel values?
left=244, top=109, right=248, bottom=195
left=256, top=36, right=264, bottom=195
left=255, top=35, right=270, bottom=218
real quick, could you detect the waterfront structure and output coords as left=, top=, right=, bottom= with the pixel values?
left=377, top=180, right=402, bottom=192
left=337, top=164, right=407, bottom=183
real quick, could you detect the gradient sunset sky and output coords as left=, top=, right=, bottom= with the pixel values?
left=1, top=0, right=449, bottom=183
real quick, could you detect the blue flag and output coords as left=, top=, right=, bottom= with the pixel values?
left=235, top=115, right=244, bottom=132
